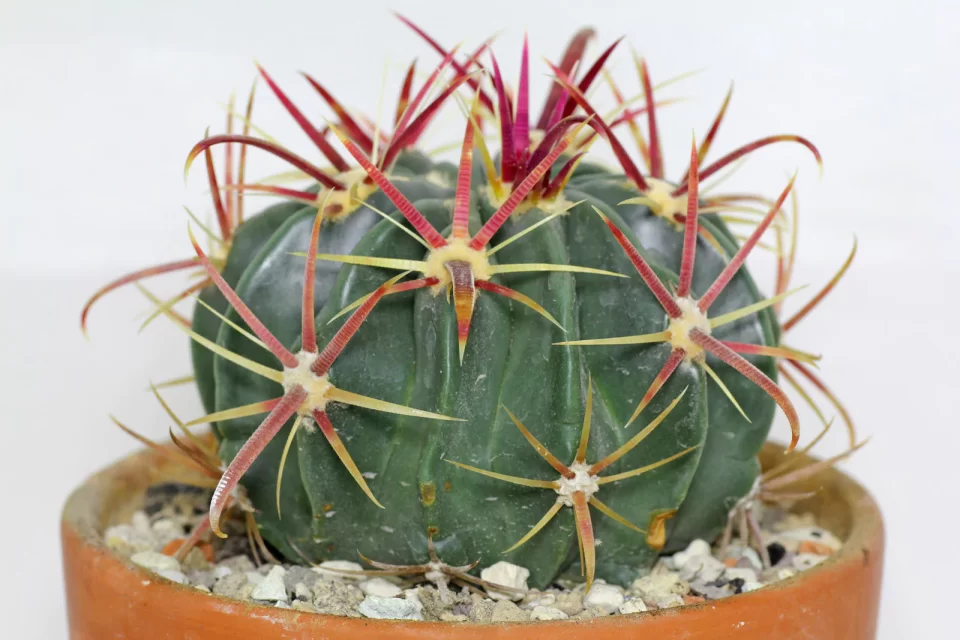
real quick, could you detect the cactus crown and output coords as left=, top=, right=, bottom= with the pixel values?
left=86, top=16, right=861, bottom=594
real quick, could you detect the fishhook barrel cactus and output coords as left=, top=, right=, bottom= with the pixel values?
left=83, top=18, right=843, bottom=592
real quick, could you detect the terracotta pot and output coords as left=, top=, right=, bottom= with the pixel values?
left=61, top=439, right=883, bottom=639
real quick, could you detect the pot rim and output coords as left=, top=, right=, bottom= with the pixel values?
left=61, top=438, right=884, bottom=639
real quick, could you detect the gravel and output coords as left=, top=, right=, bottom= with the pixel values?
left=104, top=483, right=843, bottom=622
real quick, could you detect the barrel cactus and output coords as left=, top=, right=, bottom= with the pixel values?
left=83, top=20, right=835, bottom=592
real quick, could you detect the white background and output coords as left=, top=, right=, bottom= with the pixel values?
left=1, top=0, right=957, bottom=637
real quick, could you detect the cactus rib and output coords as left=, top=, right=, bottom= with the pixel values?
left=448, top=382, right=696, bottom=590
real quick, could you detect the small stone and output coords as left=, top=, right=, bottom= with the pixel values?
left=582, top=582, right=624, bottom=614
left=575, top=606, right=610, bottom=620
left=724, top=567, right=758, bottom=584
left=740, top=547, right=763, bottom=570
left=404, top=588, right=422, bottom=607
left=671, top=539, right=711, bottom=569
left=468, top=599, right=496, bottom=623
left=618, top=598, right=648, bottom=614
left=522, top=590, right=556, bottom=608
left=151, top=519, right=184, bottom=545
left=480, top=561, right=529, bottom=601
left=653, top=593, right=685, bottom=609
left=776, top=568, right=797, bottom=581
left=212, top=566, right=233, bottom=580
left=531, top=605, right=569, bottom=621
left=359, top=595, right=424, bottom=620
left=245, top=571, right=264, bottom=585
left=294, top=583, right=312, bottom=600
left=213, top=572, right=254, bottom=599
left=179, top=547, right=211, bottom=572
left=690, top=579, right=732, bottom=600
left=158, top=570, right=187, bottom=584
left=415, top=586, right=457, bottom=621
left=312, top=579, right=363, bottom=617
left=258, top=562, right=278, bottom=576
left=680, top=555, right=725, bottom=583
left=798, top=540, right=836, bottom=556
left=274, top=601, right=291, bottom=609
left=131, top=551, right=180, bottom=574
left=793, top=553, right=826, bottom=571
left=104, top=524, right=155, bottom=555
left=789, top=526, right=840, bottom=551
left=194, top=584, right=211, bottom=593
left=132, top=511, right=152, bottom=535
left=491, top=600, right=528, bottom=622
left=554, top=590, right=584, bottom=616
left=187, top=570, right=216, bottom=590
left=741, top=581, right=763, bottom=593
left=313, top=560, right=365, bottom=581
left=439, top=612, right=468, bottom=622
left=359, top=577, right=402, bottom=598
left=219, top=555, right=255, bottom=573
left=292, top=601, right=320, bottom=613
left=630, top=573, right=690, bottom=598
left=766, top=542, right=787, bottom=566
left=283, top=565, right=319, bottom=592
left=252, top=566, right=288, bottom=602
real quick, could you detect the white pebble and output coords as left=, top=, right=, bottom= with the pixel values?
left=655, top=593, right=685, bottom=609
left=157, top=570, right=187, bottom=585
left=524, top=592, right=557, bottom=608
left=530, top=606, right=569, bottom=621
left=274, top=601, right=291, bottom=609
left=313, top=560, right=364, bottom=581
left=245, top=571, right=264, bottom=585
left=131, top=551, right=180, bottom=574
left=741, top=581, right=763, bottom=593
left=740, top=547, right=763, bottom=571
left=151, top=519, right=184, bottom=545
left=779, top=526, right=842, bottom=551
left=725, top=568, right=758, bottom=583
left=793, top=553, right=826, bottom=571
left=104, top=525, right=155, bottom=554
left=582, top=582, right=624, bottom=614
left=681, top=555, right=725, bottom=583
left=359, top=595, right=423, bottom=620
left=212, top=566, right=233, bottom=579
left=481, top=561, right=529, bottom=601
left=631, top=573, right=689, bottom=598
left=619, top=598, right=648, bottom=614
left=131, top=511, right=152, bottom=536
left=777, top=568, right=797, bottom=581
left=671, top=539, right=711, bottom=569
left=251, top=566, right=288, bottom=602
left=359, top=578, right=402, bottom=598
left=402, top=588, right=423, bottom=613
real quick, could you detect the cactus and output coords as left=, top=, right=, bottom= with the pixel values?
left=85, top=19, right=851, bottom=593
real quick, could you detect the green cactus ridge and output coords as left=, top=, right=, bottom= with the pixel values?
left=82, top=26, right=835, bottom=593
left=191, top=127, right=797, bottom=588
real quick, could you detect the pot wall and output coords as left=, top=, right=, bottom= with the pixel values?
left=61, top=440, right=883, bottom=639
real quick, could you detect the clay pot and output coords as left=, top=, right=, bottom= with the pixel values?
left=61, top=440, right=883, bottom=639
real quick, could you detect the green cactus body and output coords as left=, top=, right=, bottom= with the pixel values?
left=205, top=156, right=779, bottom=586
left=190, top=151, right=456, bottom=417
left=68, top=14, right=850, bottom=603
left=78, top=25, right=824, bottom=594
left=566, top=174, right=779, bottom=550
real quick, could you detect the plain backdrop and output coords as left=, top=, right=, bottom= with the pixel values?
left=1, top=0, right=957, bottom=637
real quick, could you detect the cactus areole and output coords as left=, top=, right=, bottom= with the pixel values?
left=83, top=21, right=833, bottom=592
